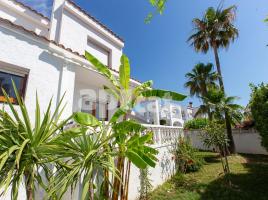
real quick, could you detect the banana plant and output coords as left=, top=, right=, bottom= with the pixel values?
left=48, top=112, right=156, bottom=200
left=0, top=81, right=71, bottom=200
left=85, top=52, right=186, bottom=200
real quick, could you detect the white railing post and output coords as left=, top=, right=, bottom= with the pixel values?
left=142, top=124, right=183, bottom=146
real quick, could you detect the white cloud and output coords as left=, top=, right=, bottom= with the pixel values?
left=19, top=0, right=52, bottom=17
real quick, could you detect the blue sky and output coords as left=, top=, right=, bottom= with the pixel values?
left=20, top=0, right=268, bottom=107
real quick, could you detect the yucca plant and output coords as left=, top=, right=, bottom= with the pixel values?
left=47, top=112, right=116, bottom=200
left=0, top=82, right=71, bottom=200
left=85, top=52, right=186, bottom=200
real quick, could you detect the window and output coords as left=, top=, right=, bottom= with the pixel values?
left=0, top=71, right=28, bottom=104
left=81, top=98, right=109, bottom=121
left=87, top=37, right=111, bottom=67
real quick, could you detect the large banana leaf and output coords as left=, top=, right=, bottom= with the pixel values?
left=119, top=54, right=130, bottom=90
left=85, top=51, right=120, bottom=89
left=141, top=89, right=187, bottom=101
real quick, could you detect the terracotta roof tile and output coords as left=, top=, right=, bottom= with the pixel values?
left=12, top=0, right=50, bottom=21
left=66, top=0, right=124, bottom=43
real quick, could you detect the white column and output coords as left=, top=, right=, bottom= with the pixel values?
left=154, top=99, right=160, bottom=125
left=49, top=0, right=65, bottom=42
left=169, top=103, right=173, bottom=126
left=58, top=61, right=76, bottom=119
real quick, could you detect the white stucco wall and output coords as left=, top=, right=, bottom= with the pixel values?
left=0, top=0, right=49, bottom=37
left=59, top=8, right=123, bottom=70
left=186, top=129, right=268, bottom=155
left=0, top=26, right=64, bottom=120
left=128, top=144, right=176, bottom=200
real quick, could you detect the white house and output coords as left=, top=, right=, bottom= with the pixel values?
left=0, top=0, right=184, bottom=199
left=0, top=0, right=185, bottom=126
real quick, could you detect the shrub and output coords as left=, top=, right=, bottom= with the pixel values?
left=160, top=119, right=167, bottom=125
left=249, top=83, right=268, bottom=151
left=184, top=118, right=208, bottom=130
left=173, top=137, right=203, bottom=173
left=201, top=121, right=230, bottom=175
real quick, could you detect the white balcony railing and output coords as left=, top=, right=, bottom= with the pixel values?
left=142, top=124, right=184, bottom=146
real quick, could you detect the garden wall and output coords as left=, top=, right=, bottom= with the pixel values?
left=128, top=143, right=176, bottom=200
left=185, top=129, right=268, bottom=155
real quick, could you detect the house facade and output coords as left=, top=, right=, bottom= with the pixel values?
left=0, top=0, right=141, bottom=122
left=0, top=0, right=185, bottom=126
left=0, top=1, right=184, bottom=199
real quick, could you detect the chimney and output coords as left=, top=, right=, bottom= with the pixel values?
left=188, top=102, right=193, bottom=108
left=49, top=0, right=65, bottom=42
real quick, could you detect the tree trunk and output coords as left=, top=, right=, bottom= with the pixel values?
left=112, top=156, right=124, bottom=200
left=212, top=44, right=236, bottom=154
left=103, top=169, right=110, bottom=199
left=124, top=161, right=131, bottom=200
left=25, top=173, right=33, bottom=200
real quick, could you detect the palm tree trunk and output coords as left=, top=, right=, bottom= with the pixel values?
left=212, top=44, right=236, bottom=154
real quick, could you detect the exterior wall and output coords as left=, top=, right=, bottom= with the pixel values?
left=59, top=8, right=123, bottom=70
left=0, top=0, right=49, bottom=37
left=186, top=129, right=268, bottom=155
left=0, top=26, right=64, bottom=120
left=128, top=144, right=176, bottom=200
left=49, top=0, right=124, bottom=71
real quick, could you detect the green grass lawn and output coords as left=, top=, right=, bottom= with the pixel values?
left=149, top=152, right=268, bottom=200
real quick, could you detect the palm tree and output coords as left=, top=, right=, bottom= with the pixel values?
left=197, top=88, right=243, bottom=126
left=188, top=5, right=238, bottom=153
left=184, top=62, right=218, bottom=119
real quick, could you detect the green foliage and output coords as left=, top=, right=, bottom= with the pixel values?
left=145, top=0, right=167, bottom=23
left=173, top=137, right=203, bottom=173
left=201, top=121, right=228, bottom=150
left=150, top=152, right=268, bottom=200
left=202, top=121, right=230, bottom=175
left=139, top=167, right=153, bottom=200
left=160, top=119, right=167, bottom=125
left=199, top=88, right=243, bottom=125
left=249, top=83, right=268, bottom=151
left=0, top=82, right=71, bottom=200
left=184, top=118, right=208, bottom=130
left=188, top=5, right=238, bottom=53
left=184, top=63, right=218, bottom=98
left=84, top=51, right=186, bottom=199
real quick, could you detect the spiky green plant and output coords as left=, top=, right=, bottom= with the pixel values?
left=0, top=82, right=71, bottom=200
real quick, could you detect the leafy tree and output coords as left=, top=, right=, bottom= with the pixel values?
left=184, top=63, right=218, bottom=119
left=146, top=0, right=167, bottom=23
left=197, top=88, right=243, bottom=126
left=85, top=52, right=186, bottom=200
left=184, top=118, right=208, bottom=130
left=188, top=5, right=238, bottom=153
left=249, top=83, right=268, bottom=151
left=201, top=121, right=230, bottom=178
left=0, top=82, right=71, bottom=200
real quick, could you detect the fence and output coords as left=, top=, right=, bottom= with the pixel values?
left=128, top=125, right=183, bottom=200
left=185, top=129, right=268, bottom=155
